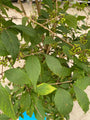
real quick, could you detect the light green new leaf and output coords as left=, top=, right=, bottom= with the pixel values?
left=54, top=88, right=73, bottom=115
left=74, top=85, right=89, bottom=113
left=20, top=92, right=31, bottom=110
left=45, top=55, right=62, bottom=77
left=1, top=30, right=19, bottom=60
left=65, top=14, right=77, bottom=29
left=25, top=56, right=41, bottom=89
left=75, top=76, right=90, bottom=90
left=5, top=68, right=31, bottom=85
left=0, top=84, right=16, bottom=120
left=37, top=83, right=57, bottom=95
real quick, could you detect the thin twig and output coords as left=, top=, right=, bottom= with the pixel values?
left=18, top=0, right=27, bottom=16
left=35, top=0, right=41, bottom=16
left=50, top=80, right=72, bottom=85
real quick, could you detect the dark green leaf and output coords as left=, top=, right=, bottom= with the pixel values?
left=1, top=30, right=19, bottom=60
left=74, top=57, right=89, bottom=72
left=75, top=76, right=90, bottom=90
left=54, top=88, right=73, bottom=115
left=1, top=0, right=21, bottom=12
left=57, top=25, right=69, bottom=34
left=20, top=92, right=31, bottom=110
left=77, top=16, right=86, bottom=21
left=0, top=35, right=8, bottom=56
left=11, top=25, right=36, bottom=37
left=22, top=17, right=28, bottom=25
left=45, top=55, right=62, bottom=77
left=74, top=85, right=89, bottom=113
left=44, top=36, right=55, bottom=45
left=43, top=0, right=53, bottom=10
left=25, top=56, right=41, bottom=89
left=0, top=84, right=16, bottom=120
left=65, top=14, right=77, bottom=29
left=5, top=68, right=31, bottom=85
left=35, top=99, right=45, bottom=120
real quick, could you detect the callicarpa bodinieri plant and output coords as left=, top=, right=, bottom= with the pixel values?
left=0, top=0, right=90, bottom=120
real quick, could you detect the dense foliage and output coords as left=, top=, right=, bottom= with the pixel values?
left=0, top=0, right=90, bottom=120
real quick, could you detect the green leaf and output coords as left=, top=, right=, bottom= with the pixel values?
left=74, top=57, right=89, bottom=72
left=25, top=56, right=41, bottom=89
left=60, top=66, right=71, bottom=78
left=44, top=36, right=55, bottom=45
left=75, top=76, right=90, bottom=90
left=1, top=0, right=21, bottom=12
left=0, top=36, right=8, bottom=56
left=43, top=0, right=53, bottom=10
left=34, top=99, right=45, bottom=120
left=45, top=55, right=62, bottom=77
left=57, top=25, right=69, bottom=34
left=0, top=84, right=16, bottom=120
left=77, top=16, right=86, bottom=21
left=11, top=25, right=36, bottom=37
left=65, top=14, right=77, bottom=29
left=5, top=68, right=31, bottom=85
left=0, top=114, right=10, bottom=120
left=20, top=92, right=31, bottom=110
left=36, top=83, right=57, bottom=95
left=1, top=30, right=19, bottom=60
left=22, top=17, right=28, bottom=25
left=85, top=30, right=90, bottom=49
left=54, top=88, right=73, bottom=115
left=74, top=85, right=89, bottom=113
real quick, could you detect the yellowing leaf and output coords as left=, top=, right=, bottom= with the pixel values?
left=37, top=83, right=57, bottom=95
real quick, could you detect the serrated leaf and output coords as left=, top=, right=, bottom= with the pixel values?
left=75, top=76, right=90, bottom=90
left=5, top=68, right=31, bottom=85
left=0, top=84, right=16, bottom=120
left=20, top=92, right=31, bottom=110
left=25, top=56, right=41, bottom=89
left=1, top=30, right=19, bottom=60
left=74, top=85, right=89, bottom=113
left=65, top=14, right=77, bottom=29
left=54, top=88, right=73, bottom=115
left=37, top=83, right=57, bottom=95
left=45, top=55, right=62, bottom=77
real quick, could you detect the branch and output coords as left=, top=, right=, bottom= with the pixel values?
left=35, top=0, right=41, bottom=16
left=30, top=18, right=73, bottom=47
left=50, top=80, right=72, bottom=85
left=18, top=0, right=26, bottom=16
